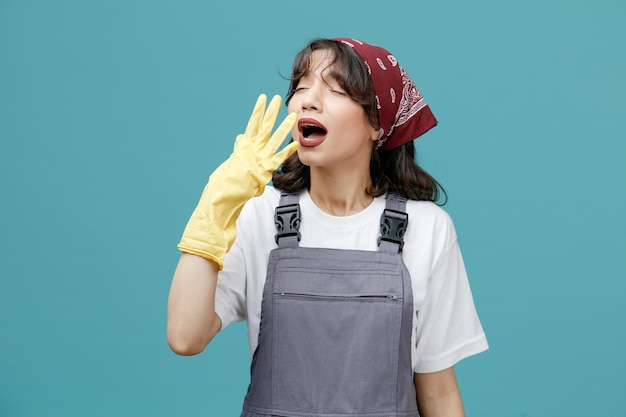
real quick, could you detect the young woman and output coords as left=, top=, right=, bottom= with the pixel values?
left=167, top=38, right=488, bottom=417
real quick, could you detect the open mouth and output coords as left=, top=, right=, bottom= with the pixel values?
left=298, top=119, right=328, bottom=147
left=302, top=123, right=327, bottom=139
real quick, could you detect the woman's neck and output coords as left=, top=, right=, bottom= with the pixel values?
left=308, top=166, right=374, bottom=216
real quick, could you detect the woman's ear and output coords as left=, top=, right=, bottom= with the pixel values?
left=370, top=126, right=381, bottom=142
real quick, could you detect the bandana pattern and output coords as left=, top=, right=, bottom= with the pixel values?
left=333, top=38, right=437, bottom=150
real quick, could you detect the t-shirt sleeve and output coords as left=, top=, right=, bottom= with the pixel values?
left=214, top=230, right=247, bottom=331
left=412, top=238, right=489, bottom=373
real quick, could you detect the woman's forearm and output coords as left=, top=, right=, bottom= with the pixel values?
left=414, top=367, right=465, bottom=417
left=167, top=253, right=221, bottom=355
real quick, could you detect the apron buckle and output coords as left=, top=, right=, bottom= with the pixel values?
left=378, top=208, right=408, bottom=251
left=275, top=203, right=301, bottom=244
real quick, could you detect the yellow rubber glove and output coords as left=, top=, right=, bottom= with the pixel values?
left=178, top=94, right=299, bottom=269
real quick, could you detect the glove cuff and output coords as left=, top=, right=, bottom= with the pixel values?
left=177, top=221, right=229, bottom=270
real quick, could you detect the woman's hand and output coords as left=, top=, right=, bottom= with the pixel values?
left=177, top=94, right=298, bottom=269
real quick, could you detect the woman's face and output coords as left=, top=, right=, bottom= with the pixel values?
left=288, top=49, right=379, bottom=172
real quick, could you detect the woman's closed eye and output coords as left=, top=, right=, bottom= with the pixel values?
left=329, top=88, right=347, bottom=96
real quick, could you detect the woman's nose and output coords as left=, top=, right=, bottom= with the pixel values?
left=300, top=83, right=322, bottom=111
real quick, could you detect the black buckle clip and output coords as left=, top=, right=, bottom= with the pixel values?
left=274, top=203, right=301, bottom=244
left=377, top=209, right=408, bottom=251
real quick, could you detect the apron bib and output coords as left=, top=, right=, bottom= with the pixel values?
left=241, top=193, right=418, bottom=417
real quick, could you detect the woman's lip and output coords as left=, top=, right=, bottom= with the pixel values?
left=297, top=118, right=328, bottom=131
left=297, top=117, right=328, bottom=147
left=299, top=132, right=327, bottom=147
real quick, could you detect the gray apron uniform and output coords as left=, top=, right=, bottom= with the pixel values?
left=241, top=193, right=419, bottom=417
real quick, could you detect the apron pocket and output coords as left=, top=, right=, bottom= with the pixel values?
left=272, top=291, right=403, bottom=414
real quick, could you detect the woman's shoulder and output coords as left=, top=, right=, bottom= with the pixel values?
left=239, top=186, right=285, bottom=220
left=404, top=199, right=458, bottom=243
left=234, top=187, right=285, bottom=249
left=405, top=199, right=453, bottom=223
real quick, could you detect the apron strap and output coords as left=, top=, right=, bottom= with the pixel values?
left=275, top=192, right=408, bottom=252
left=275, top=192, right=301, bottom=248
left=378, top=192, right=409, bottom=254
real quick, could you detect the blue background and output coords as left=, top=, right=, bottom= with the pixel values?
left=1, top=0, right=624, bottom=416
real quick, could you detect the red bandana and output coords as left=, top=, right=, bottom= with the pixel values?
left=333, top=38, right=438, bottom=150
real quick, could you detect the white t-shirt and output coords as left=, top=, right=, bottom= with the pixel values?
left=216, top=186, right=488, bottom=374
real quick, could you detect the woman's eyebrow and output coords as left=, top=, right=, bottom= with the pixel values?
left=296, top=70, right=313, bottom=82
left=320, top=69, right=344, bottom=86
left=326, top=70, right=343, bottom=80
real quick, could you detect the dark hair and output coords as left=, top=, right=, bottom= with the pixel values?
left=273, top=38, right=446, bottom=205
